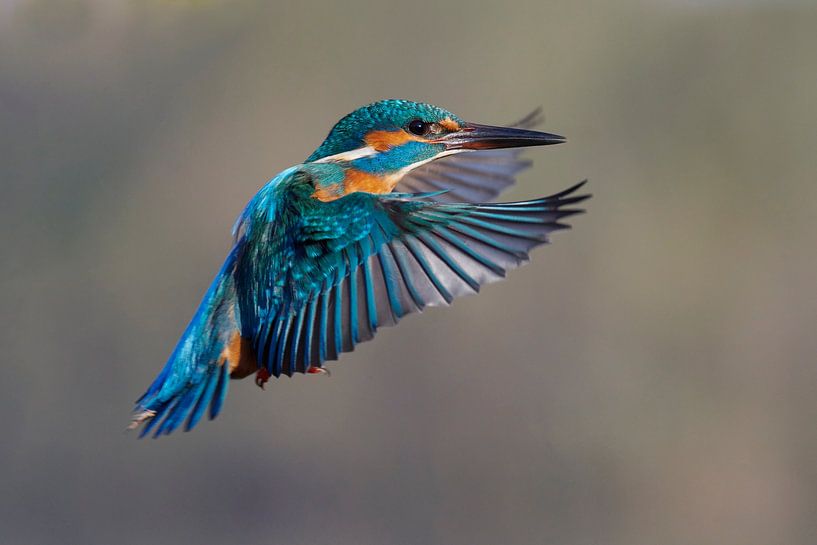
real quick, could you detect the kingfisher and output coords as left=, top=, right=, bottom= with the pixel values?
left=130, top=99, right=589, bottom=437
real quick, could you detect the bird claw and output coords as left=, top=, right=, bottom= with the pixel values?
left=255, top=368, right=271, bottom=389
left=307, top=366, right=330, bottom=377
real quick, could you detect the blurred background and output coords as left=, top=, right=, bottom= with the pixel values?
left=2, top=1, right=816, bottom=544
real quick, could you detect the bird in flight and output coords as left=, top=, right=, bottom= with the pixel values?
left=130, top=99, right=589, bottom=437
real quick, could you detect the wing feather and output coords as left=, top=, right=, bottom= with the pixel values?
left=247, top=180, right=589, bottom=376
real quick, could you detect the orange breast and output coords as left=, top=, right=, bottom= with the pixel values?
left=312, top=168, right=397, bottom=202
left=344, top=168, right=398, bottom=195
left=222, top=333, right=258, bottom=379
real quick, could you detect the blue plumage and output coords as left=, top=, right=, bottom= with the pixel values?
left=131, top=99, right=587, bottom=437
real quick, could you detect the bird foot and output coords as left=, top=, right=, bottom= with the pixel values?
left=255, top=368, right=271, bottom=389
left=307, top=366, right=330, bottom=377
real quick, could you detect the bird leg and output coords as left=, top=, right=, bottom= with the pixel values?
left=307, top=366, right=330, bottom=377
left=255, top=368, right=271, bottom=389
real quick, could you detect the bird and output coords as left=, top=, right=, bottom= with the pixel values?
left=130, top=99, right=589, bottom=438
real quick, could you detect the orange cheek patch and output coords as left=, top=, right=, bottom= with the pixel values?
left=364, top=129, right=421, bottom=151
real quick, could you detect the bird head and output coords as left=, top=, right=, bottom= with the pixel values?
left=305, top=99, right=565, bottom=200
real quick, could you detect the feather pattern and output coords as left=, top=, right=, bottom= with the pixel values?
left=237, top=168, right=588, bottom=379
left=131, top=101, right=586, bottom=437
left=131, top=245, right=241, bottom=437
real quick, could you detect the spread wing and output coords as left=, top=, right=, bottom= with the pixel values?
left=246, top=178, right=589, bottom=379
left=394, top=108, right=545, bottom=203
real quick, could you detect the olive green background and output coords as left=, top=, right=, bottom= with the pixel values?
left=2, top=1, right=816, bottom=544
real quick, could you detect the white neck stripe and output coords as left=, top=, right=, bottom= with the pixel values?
left=313, top=146, right=378, bottom=163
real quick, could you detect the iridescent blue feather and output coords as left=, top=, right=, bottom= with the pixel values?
left=132, top=100, right=587, bottom=437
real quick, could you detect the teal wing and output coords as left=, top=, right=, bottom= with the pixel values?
left=395, top=108, right=545, bottom=202
left=131, top=245, right=240, bottom=437
left=247, top=178, right=589, bottom=379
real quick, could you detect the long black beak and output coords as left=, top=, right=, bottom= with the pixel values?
left=438, top=122, right=566, bottom=151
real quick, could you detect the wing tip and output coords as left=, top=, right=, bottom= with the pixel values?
left=510, top=107, right=545, bottom=129
left=546, top=179, right=589, bottom=200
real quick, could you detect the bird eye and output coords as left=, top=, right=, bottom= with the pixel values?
left=407, top=119, right=431, bottom=136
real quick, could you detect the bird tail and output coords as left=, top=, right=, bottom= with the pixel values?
left=130, top=247, right=241, bottom=438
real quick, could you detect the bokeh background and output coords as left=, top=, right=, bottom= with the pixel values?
left=2, top=1, right=816, bottom=544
